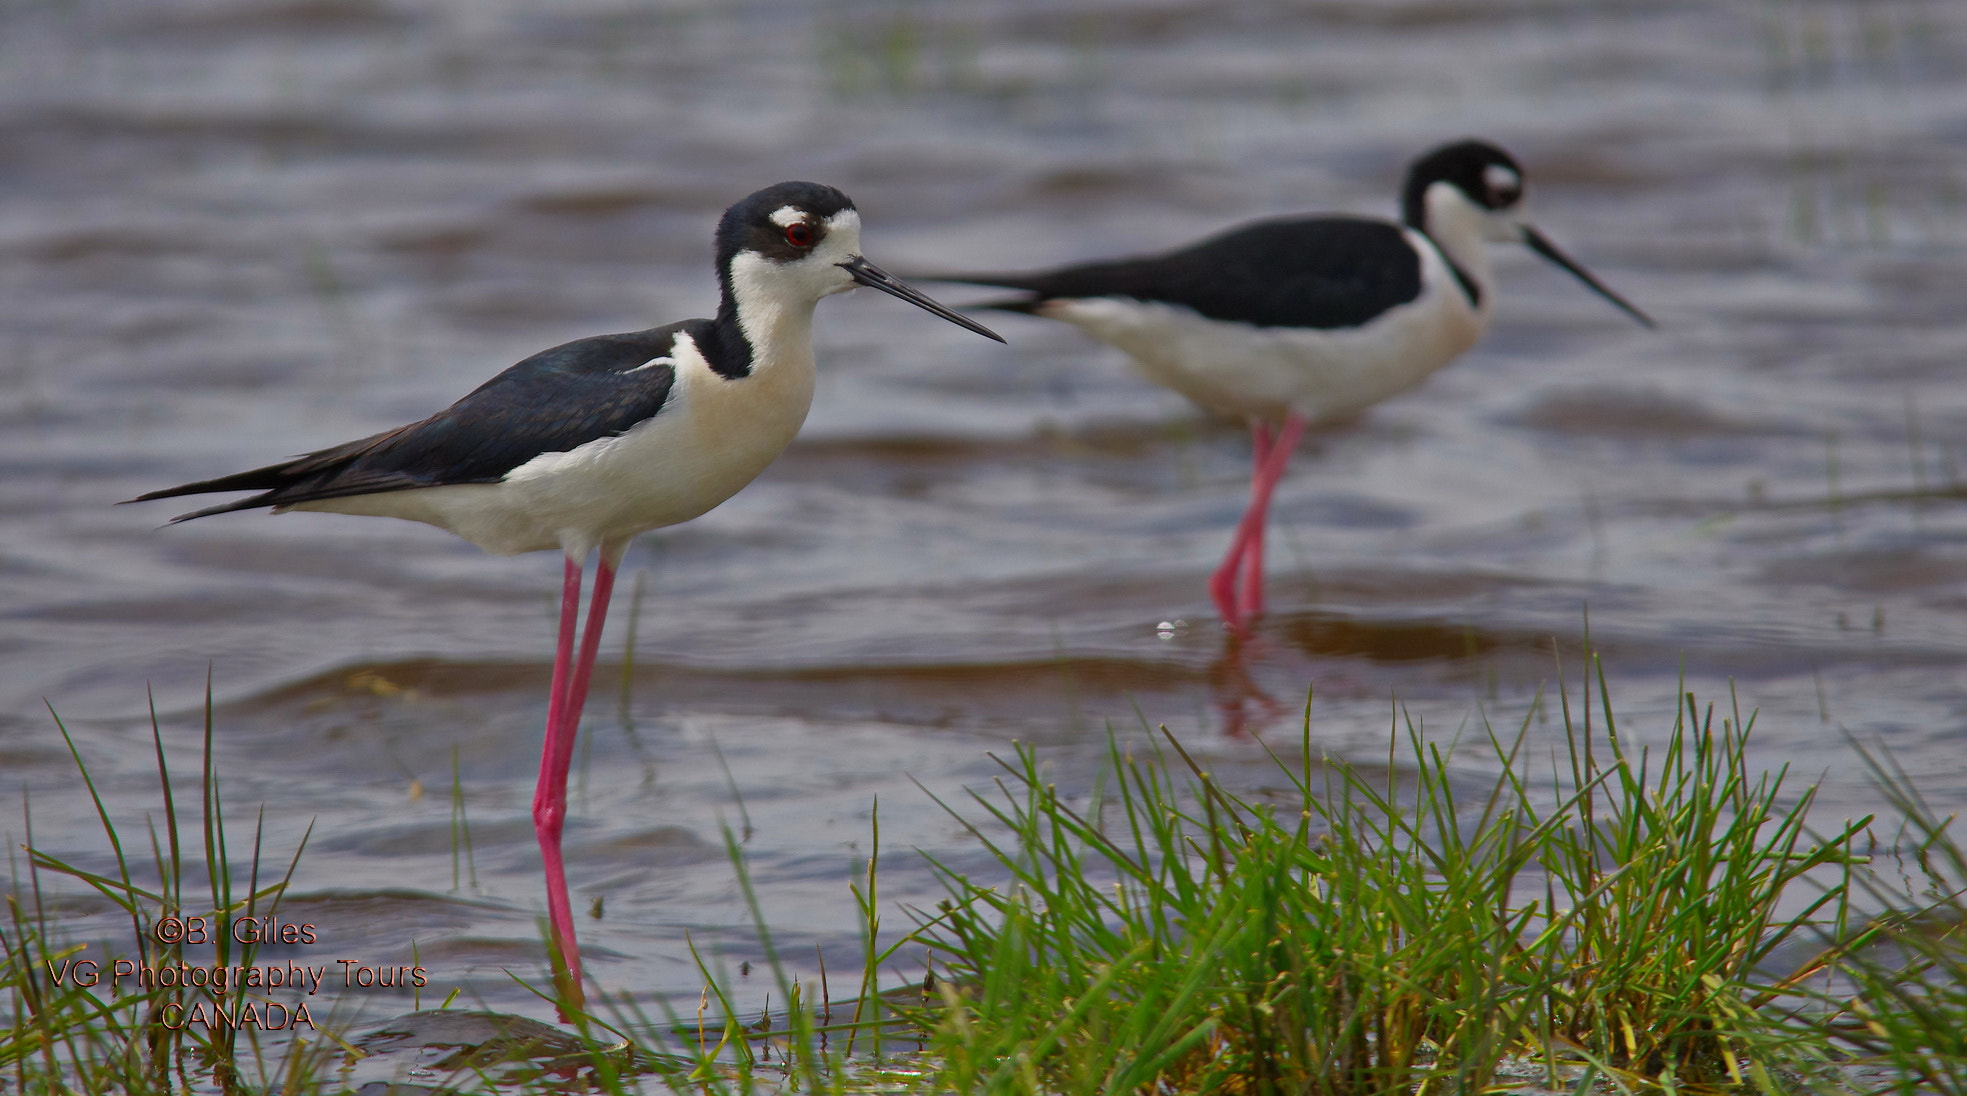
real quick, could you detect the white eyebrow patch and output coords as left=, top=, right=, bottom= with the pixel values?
left=769, top=205, right=804, bottom=227
left=1483, top=164, right=1521, bottom=195
left=625, top=356, right=674, bottom=373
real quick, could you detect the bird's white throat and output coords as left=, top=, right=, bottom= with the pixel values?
left=723, top=208, right=865, bottom=376
left=724, top=250, right=823, bottom=375
left=1419, top=181, right=1498, bottom=303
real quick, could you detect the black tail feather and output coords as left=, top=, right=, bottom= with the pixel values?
left=129, top=462, right=436, bottom=523
left=158, top=493, right=286, bottom=524
left=126, top=459, right=310, bottom=505
left=126, top=469, right=297, bottom=524
left=125, top=421, right=420, bottom=522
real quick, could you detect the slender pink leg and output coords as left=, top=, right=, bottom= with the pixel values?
left=533, top=554, right=613, bottom=1014
left=1249, top=421, right=1275, bottom=472
left=561, top=558, right=617, bottom=758
left=1238, top=414, right=1306, bottom=621
left=1239, top=422, right=1276, bottom=619
left=1208, top=420, right=1279, bottom=630
left=1208, top=524, right=1252, bottom=629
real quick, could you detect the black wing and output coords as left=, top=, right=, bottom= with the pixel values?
left=935, top=216, right=1425, bottom=331
left=133, top=323, right=690, bottom=522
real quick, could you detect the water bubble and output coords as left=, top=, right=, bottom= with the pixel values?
left=1156, top=620, right=1188, bottom=640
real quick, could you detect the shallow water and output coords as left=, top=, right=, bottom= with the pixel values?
left=4, top=0, right=1967, bottom=1052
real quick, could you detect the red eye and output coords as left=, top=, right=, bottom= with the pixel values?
left=785, top=222, right=815, bottom=247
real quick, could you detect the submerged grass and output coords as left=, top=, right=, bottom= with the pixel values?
left=6, top=652, right=1967, bottom=1094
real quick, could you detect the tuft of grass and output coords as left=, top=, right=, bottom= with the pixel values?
left=1812, top=738, right=1967, bottom=1095
left=909, top=659, right=1875, bottom=1095
left=3, top=684, right=324, bottom=1093
left=913, top=732, right=1526, bottom=1095
left=1522, top=666, right=1868, bottom=1087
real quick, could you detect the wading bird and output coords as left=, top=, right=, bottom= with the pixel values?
left=921, top=140, right=1651, bottom=631
left=131, top=181, right=1003, bottom=1012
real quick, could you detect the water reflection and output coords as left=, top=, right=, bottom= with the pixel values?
left=1207, top=634, right=1287, bottom=740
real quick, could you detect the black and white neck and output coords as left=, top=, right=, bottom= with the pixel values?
left=694, top=182, right=864, bottom=379
left=1398, top=140, right=1529, bottom=313
left=693, top=181, right=1002, bottom=380
left=1398, top=139, right=1652, bottom=328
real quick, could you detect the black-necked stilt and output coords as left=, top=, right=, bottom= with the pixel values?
left=920, top=139, right=1651, bottom=631
left=130, top=181, right=1003, bottom=1012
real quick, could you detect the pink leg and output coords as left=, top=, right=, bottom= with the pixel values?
left=1207, top=522, right=1251, bottom=629
left=1239, top=423, right=1276, bottom=620
left=562, top=558, right=618, bottom=759
left=533, top=554, right=618, bottom=1015
left=1208, top=423, right=1270, bottom=627
left=1208, top=419, right=1287, bottom=630
left=1249, top=421, right=1275, bottom=470
left=1239, top=414, right=1306, bottom=620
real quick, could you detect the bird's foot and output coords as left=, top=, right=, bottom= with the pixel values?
left=1208, top=570, right=1247, bottom=635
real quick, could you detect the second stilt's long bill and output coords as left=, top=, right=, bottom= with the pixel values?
left=129, top=181, right=1004, bottom=1013
left=919, top=139, right=1652, bottom=631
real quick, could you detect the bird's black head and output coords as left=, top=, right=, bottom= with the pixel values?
left=1397, top=140, right=1653, bottom=328
left=709, top=181, right=1005, bottom=344
left=714, top=181, right=859, bottom=270
left=1399, top=140, right=1525, bottom=230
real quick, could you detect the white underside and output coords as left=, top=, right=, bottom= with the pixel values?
left=291, top=331, right=817, bottom=561
left=1043, top=227, right=1490, bottom=425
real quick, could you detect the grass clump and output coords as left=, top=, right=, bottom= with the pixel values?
left=3, top=691, right=325, bottom=1094
left=913, top=659, right=1873, bottom=1095
left=917, top=732, right=1541, bottom=1095
left=1523, top=678, right=1862, bottom=1086
left=1814, top=742, right=1967, bottom=1096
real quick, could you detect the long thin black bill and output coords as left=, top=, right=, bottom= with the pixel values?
left=1521, top=226, right=1655, bottom=329
left=840, top=256, right=1007, bottom=343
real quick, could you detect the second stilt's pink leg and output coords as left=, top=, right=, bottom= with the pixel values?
left=1208, top=421, right=1274, bottom=627
left=1209, top=417, right=1305, bottom=629
left=1207, top=521, right=1252, bottom=629
left=1239, top=422, right=1275, bottom=620
left=532, top=553, right=618, bottom=1016
left=1239, top=414, right=1305, bottom=620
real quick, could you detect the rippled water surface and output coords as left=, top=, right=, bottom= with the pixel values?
left=5, top=0, right=1967, bottom=1045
